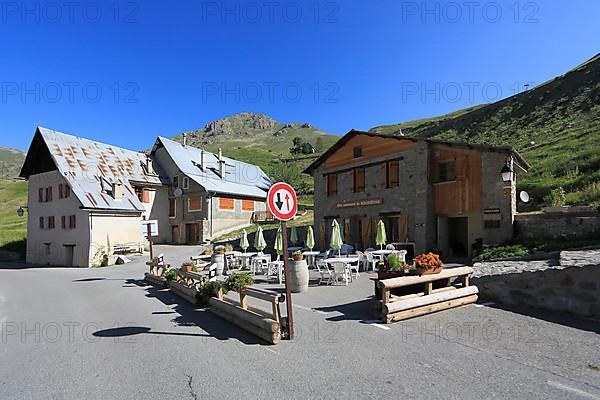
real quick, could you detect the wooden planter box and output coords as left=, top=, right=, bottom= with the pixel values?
left=144, top=273, right=167, bottom=288
left=168, top=280, right=199, bottom=305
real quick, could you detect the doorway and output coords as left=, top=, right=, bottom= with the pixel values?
left=186, top=223, right=200, bottom=245
left=447, top=217, right=469, bottom=257
left=63, top=245, right=75, bottom=267
left=171, top=225, right=180, bottom=243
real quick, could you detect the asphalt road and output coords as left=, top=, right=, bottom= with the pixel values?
left=0, top=249, right=599, bottom=400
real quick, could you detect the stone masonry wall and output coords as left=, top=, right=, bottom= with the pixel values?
left=472, top=250, right=600, bottom=320
left=515, top=213, right=600, bottom=241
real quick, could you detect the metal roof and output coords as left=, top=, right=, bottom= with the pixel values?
left=154, top=136, right=272, bottom=199
left=25, top=127, right=162, bottom=213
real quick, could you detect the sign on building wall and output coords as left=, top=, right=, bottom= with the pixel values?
left=336, top=198, right=383, bottom=209
left=483, top=208, right=501, bottom=228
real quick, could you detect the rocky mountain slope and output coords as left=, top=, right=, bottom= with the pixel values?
left=0, top=147, right=26, bottom=180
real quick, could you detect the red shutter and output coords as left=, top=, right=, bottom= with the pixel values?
left=48, top=216, right=55, bottom=229
left=47, top=187, right=52, bottom=202
left=69, top=215, right=76, bottom=229
left=59, top=184, right=63, bottom=199
left=38, top=188, right=44, bottom=202
left=65, top=185, right=70, bottom=198
left=61, top=216, right=66, bottom=229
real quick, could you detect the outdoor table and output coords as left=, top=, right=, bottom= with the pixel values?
left=371, top=250, right=395, bottom=256
left=287, top=246, right=303, bottom=253
left=267, top=261, right=285, bottom=284
left=237, top=252, right=257, bottom=269
left=302, top=251, right=320, bottom=268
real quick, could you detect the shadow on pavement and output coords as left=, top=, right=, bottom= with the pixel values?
left=315, top=298, right=374, bottom=322
left=93, top=326, right=210, bottom=338
left=142, top=284, right=268, bottom=346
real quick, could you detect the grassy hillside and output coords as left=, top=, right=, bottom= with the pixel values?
left=371, top=53, right=600, bottom=206
left=0, top=180, right=27, bottom=255
left=0, top=146, right=26, bottom=180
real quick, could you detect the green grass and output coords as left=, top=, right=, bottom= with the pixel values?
left=0, top=180, right=28, bottom=255
left=474, top=238, right=600, bottom=262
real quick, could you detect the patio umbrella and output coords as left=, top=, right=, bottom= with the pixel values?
left=376, top=220, right=387, bottom=250
left=289, top=226, right=299, bottom=246
left=339, top=221, right=345, bottom=243
left=330, top=220, right=343, bottom=256
left=239, top=229, right=249, bottom=253
left=274, top=225, right=284, bottom=259
left=254, top=225, right=267, bottom=252
left=305, top=226, right=315, bottom=251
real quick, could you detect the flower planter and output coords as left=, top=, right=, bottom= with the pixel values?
left=182, top=265, right=194, bottom=272
left=293, top=256, right=304, bottom=262
left=412, top=266, right=443, bottom=276
left=377, top=271, right=405, bottom=280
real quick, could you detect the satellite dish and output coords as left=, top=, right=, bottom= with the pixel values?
left=519, top=191, right=530, bottom=203
left=174, top=188, right=184, bottom=198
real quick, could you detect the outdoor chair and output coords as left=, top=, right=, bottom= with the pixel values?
left=316, top=261, right=334, bottom=285
left=354, top=251, right=367, bottom=272
left=386, top=244, right=396, bottom=251
left=252, top=254, right=271, bottom=275
left=347, top=255, right=361, bottom=280
left=331, top=262, right=350, bottom=286
left=364, top=252, right=378, bottom=271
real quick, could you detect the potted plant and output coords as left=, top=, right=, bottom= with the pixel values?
left=164, top=268, right=177, bottom=282
left=181, top=261, right=196, bottom=273
left=413, top=252, right=443, bottom=275
left=203, top=245, right=214, bottom=255
left=292, top=250, right=304, bottom=261
left=377, top=254, right=406, bottom=280
left=223, top=272, right=254, bottom=293
left=214, top=245, right=226, bottom=255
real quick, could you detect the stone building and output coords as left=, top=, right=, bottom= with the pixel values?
left=149, top=136, right=272, bottom=245
left=19, top=128, right=271, bottom=267
left=305, top=130, right=529, bottom=259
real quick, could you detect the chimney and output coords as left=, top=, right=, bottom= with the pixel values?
left=146, top=156, right=153, bottom=174
left=218, top=148, right=225, bottom=180
left=200, top=150, right=205, bottom=171
left=182, top=132, right=187, bottom=147
left=112, top=182, right=123, bottom=200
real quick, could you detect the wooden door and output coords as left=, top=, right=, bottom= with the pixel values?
left=171, top=225, right=180, bottom=243
left=186, top=224, right=200, bottom=245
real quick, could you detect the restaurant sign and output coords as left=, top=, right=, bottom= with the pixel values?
left=336, top=198, right=383, bottom=209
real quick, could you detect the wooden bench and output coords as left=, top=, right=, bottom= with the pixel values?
left=375, top=266, right=478, bottom=323
left=210, top=285, right=285, bottom=344
left=144, top=254, right=169, bottom=287
left=114, top=242, right=144, bottom=255
left=168, top=269, right=210, bottom=305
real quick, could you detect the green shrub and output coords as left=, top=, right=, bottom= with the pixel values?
left=196, top=282, right=217, bottom=306
left=543, top=187, right=566, bottom=207
left=223, top=272, right=254, bottom=292
left=386, top=254, right=405, bottom=271
left=474, top=245, right=530, bottom=262
left=164, top=268, right=177, bottom=281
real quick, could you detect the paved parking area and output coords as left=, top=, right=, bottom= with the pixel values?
left=0, top=251, right=599, bottom=399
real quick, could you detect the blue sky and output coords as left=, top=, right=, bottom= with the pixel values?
left=1, top=0, right=599, bottom=151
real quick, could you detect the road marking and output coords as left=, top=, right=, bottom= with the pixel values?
left=547, top=381, right=600, bottom=399
left=362, top=320, right=391, bottom=330
left=474, top=302, right=496, bottom=308
left=264, top=347, right=279, bottom=355
left=294, top=304, right=327, bottom=315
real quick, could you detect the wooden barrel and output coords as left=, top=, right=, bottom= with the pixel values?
left=212, top=253, right=225, bottom=275
left=290, top=260, right=309, bottom=293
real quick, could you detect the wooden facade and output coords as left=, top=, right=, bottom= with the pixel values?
left=324, top=135, right=416, bottom=170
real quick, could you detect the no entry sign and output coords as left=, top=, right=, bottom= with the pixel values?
left=267, top=182, right=298, bottom=221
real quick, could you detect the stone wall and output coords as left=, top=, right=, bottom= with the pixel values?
left=515, top=213, right=600, bottom=240
left=472, top=250, right=600, bottom=320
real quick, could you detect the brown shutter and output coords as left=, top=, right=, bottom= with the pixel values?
left=47, top=187, right=52, bottom=202
left=38, top=188, right=44, bottom=202
left=59, top=184, right=63, bottom=199
left=142, top=189, right=150, bottom=203
left=61, top=216, right=66, bottom=229
left=39, top=217, right=44, bottom=229
left=381, top=163, right=387, bottom=187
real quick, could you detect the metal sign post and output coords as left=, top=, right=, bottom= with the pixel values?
left=266, top=182, right=298, bottom=340
left=146, top=223, right=153, bottom=261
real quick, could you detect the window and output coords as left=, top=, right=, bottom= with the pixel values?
left=173, top=176, right=180, bottom=188
left=242, top=199, right=254, bottom=212
left=61, top=216, right=66, bottom=229
left=188, top=195, right=202, bottom=212
left=353, top=146, right=362, bottom=158
left=38, top=188, right=43, bottom=202
left=183, top=177, right=190, bottom=189
left=169, top=198, right=176, bottom=218
left=386, top=160, right=400, bottom=188
left=39, top=217, right=44, bottom=229
left=48, top=216, right=55, bottom=230
left=219, top=197, right=235, bottom=211
left=353, top=168, right=365, bottom=192
left=68, top=215, right=76, bottom=229
left=136, top=188, right=151, bottom=203
left=46, top=187, right=52, bottom=202
left=39, top=187, right=53, bottom=202
left=58, top=184, right=71, bottom=199
left=327, top=174, right=338, bottom=197
left=437, top=161, right=456, bottom=182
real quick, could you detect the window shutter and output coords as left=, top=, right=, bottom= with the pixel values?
left=59, top=184, right=63, bottom=199
left=242, top=199, right=254, bottom=211
left=39, top=217, right=44, bottom=229
left=65, top=185, right=70, bottom=198
left=47, top=187, right=52, bottom=202
left=381, top=163, right=387, bottom=187
left=48, top=216, right=55, bottom=229
left=61, top=216, right=66, bottom=229
left=38, top=188, right=44, bottom=202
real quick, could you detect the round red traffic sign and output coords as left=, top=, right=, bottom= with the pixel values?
left=267, top=182, right=298, bottom=221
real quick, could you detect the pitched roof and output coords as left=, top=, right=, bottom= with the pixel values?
left=20, top=127, right=162, bottom=213
left=153, top=137, right=272, bottom=199
left=304, top=129, right=530, bottom=174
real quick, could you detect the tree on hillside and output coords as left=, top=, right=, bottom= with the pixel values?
left=290, top=137, right=315, bottom=155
